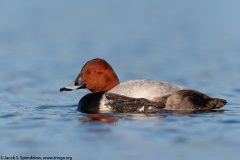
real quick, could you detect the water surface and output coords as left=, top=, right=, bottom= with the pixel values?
left=0, top=1, right=240, bottom=160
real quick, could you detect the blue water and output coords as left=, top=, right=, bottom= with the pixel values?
left=1, top=1, right=240, bottom=160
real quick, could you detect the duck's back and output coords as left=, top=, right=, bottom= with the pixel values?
left=109, top=79, right=188, bottom=100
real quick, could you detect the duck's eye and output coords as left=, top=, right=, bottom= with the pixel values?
left=90, top=69, right=96, bottom=74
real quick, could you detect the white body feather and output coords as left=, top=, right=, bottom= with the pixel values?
left=99, top=79, right=188, bottom=112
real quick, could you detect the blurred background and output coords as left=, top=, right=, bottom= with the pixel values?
left=0, top=0, right=240, bottom=160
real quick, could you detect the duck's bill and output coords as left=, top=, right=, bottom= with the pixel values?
left=59, top=81, right=80, bottom=92
left=60, top=74, right=86, bottom=92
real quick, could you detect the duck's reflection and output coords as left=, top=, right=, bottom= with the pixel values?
left=82, top=114, right=118, bottom=124
left=81, top=109, right=225, bottom=124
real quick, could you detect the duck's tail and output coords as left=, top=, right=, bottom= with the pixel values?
left=212, top=98, right=227, bottom=108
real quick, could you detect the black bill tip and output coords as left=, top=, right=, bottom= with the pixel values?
left=60, top=87, right=72, bottom=92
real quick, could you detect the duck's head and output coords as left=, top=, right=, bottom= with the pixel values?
left=60, top=58, right=120, bottom=93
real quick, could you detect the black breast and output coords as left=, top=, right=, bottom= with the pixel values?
left=78, top=92, right=106, bottom=113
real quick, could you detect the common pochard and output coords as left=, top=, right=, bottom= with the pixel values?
left=60, top=58, right=227, bottom=113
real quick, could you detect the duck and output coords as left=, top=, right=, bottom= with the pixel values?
left=60, top=58, right=227, bottom=113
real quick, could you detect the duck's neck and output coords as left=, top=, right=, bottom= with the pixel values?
left=106, top=74, right=120, bottom=91
left=91, top=74, right=120, bottom=93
